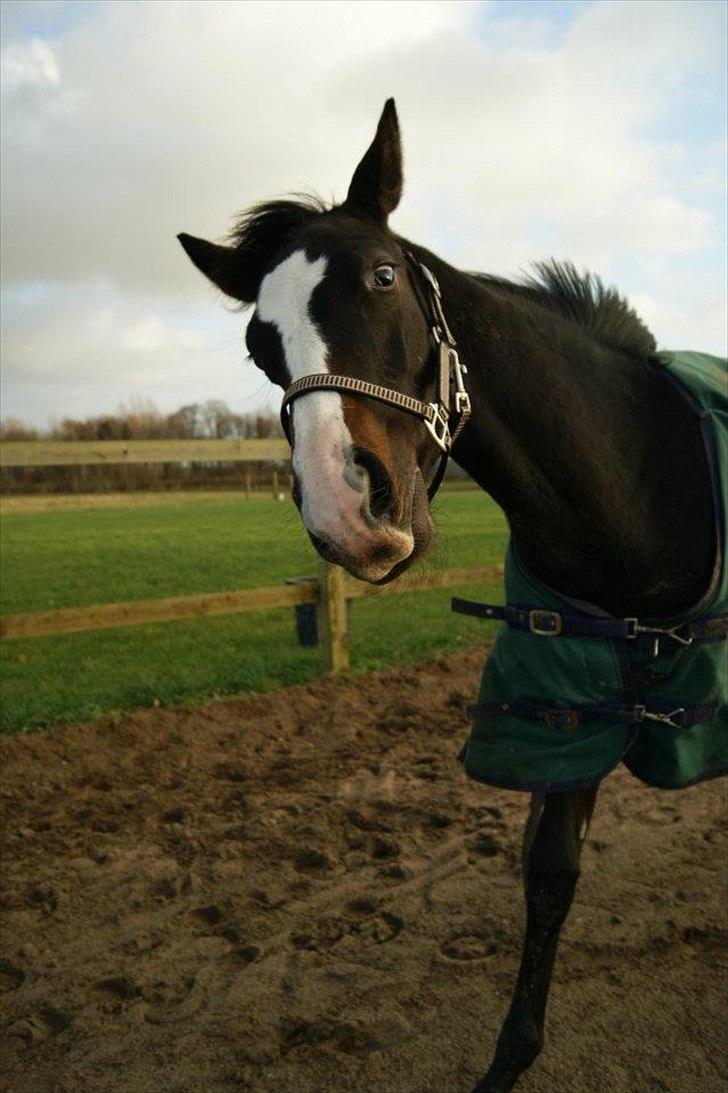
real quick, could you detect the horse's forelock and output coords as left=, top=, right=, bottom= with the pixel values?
left=229, top=196, right=328, bottom=271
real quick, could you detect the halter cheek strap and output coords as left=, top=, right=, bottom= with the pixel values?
left=279, top=251, right=471, bottom=501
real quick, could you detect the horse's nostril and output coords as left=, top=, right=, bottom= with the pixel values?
left=353, top=448, right=395, bottom=522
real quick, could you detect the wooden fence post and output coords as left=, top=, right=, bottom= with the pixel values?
left=317, top=559, right=350, bottom=674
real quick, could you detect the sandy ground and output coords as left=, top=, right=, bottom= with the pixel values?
left=1, top=645, right=726, bottom=1093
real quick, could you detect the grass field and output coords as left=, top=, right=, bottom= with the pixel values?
left=0, top=488, right=508, bottom=732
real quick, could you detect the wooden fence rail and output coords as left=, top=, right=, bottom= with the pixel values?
left=0, top=438, right=290, bottom=468
left=0, top=563, right=503, bottom=673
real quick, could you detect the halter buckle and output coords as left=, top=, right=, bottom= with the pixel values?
left=425, top=405, right=451, bottom=452
left=447, top=347, right=471, bottom=425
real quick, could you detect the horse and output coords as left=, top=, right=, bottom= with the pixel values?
left=178, top=100, right=727, bottom=1092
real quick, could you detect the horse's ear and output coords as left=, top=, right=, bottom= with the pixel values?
left=345, top=98, right=402, bottom=223
left=177, top=233, right=257, bottom=303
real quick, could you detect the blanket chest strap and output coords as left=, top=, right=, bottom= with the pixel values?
left=451, top=597, right=728, bottom=654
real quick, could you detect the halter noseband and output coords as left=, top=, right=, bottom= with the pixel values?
left=279, top=251, right=471, bottom=500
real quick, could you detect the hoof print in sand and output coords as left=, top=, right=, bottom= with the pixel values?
left=351, top=910, right=403, bottom=944
left=379, top=862, right=409, bottom=880
left=142, top=975, right=202, bottom=1025
left=7, top=1006, right=72, bottom=1046
left=95, top=975, right=140, bottom=1001
left=345, top=808, right=390, bottom=833
left=280, top=1016, right=382, bottom=1056
left=0, top=959, right=25, bottom=992
left=347, top=896, right=379, bottom=915
left=279, top=1015, right=337, bottom=1052
left=290, top=918, right=345, bottom=951
left=370, top=837, right=400, bottom=860
left=440, top=932, right=496, bottom=962
left=24, top=884, right=60, bottom=914
left=230, top=944, right=261, bottom=965
left=191, top=904, right=224, bottom=928
left=293, top=848, right=334, bottom=872
left=334, top=1022, right=384, bottom=1055
left=470, top=833, right=501, bottom=857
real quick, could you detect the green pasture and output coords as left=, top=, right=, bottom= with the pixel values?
left=0, top=489, right=508, bottom=732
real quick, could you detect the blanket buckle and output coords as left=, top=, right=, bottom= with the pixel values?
left=624, top=617, right=694, bottom=657
left=528, top=609, right=562, bottom=635
left=642, top=707, right=687, bottom=729
left=540, top=708, right=580, bottom=729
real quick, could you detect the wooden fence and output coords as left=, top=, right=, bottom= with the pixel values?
left=0, top=438, right=290, bottom=467
left=0, top=438, right=294, bottom=497
left=0, top=438, right=500, bottom=673
left=0, top=561, right=503, bottom=673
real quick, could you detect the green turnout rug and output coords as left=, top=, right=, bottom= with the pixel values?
left=459, top=351, right=728, bottom=792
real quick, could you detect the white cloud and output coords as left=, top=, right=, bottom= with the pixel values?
left=0, top=0, right=725, bottom=425
left=122, top=314, right=204, bottom=354
left=0, top=281, right=279, bottom=425
left=633, top=291, right=727, bottom=356
left=0, top=37, right=60, bottom=91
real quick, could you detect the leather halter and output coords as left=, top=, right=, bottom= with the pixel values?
left=279, top=251, right=471, bottom=500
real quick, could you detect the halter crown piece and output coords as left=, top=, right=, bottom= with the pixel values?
left=280, top=252, right=471, bottom=500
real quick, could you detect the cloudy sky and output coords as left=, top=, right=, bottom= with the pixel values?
left=1, top=0, right=725, bottom=428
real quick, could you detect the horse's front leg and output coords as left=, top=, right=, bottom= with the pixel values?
left=473, top=786, right=598, bottom=1093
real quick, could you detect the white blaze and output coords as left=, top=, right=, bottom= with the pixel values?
left=256, top=248, right=413, bottom=578
left=257, top=250, right=354, bottom=536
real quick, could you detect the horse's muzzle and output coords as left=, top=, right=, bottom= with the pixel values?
left=292, top=453, right=415, bottom=583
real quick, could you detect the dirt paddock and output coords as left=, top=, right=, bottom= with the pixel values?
left=1, top=646, right=726, bottom=1093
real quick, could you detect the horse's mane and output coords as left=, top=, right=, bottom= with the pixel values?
left=471, top=261, right=657, bottom=358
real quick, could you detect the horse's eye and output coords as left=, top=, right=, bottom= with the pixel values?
left=373, top=264, right=396, bottom=289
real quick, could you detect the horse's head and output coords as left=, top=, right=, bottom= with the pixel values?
left=179, top=100, right=446, bottom=584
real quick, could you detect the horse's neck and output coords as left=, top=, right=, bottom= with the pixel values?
left=418, top=251, right=714, bottom=617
